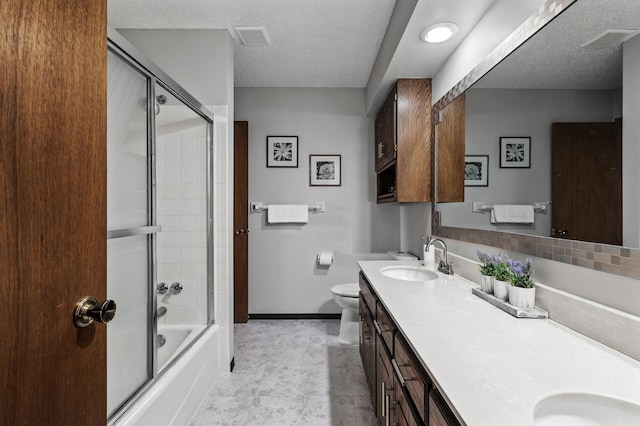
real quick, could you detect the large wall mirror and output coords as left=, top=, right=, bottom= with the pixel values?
left=435, top=0, right=640, bottom=269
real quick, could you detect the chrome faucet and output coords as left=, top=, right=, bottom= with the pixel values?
left=424, top=236, right=454, bottom=275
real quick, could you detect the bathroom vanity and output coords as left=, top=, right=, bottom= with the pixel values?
left=358, top=260, right=640, bottom=425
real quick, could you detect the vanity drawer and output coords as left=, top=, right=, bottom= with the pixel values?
left=359, top=272, right=377, bottom=313
left=376, top=301, right=395, bottom=353
left=393, top=334, right=426, bottom=421
left=428, top=389, right=461, bottom=426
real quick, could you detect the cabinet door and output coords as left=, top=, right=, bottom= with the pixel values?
left=359, top=297, right=376, bottom=403
left=377, top=340, right=394, bottom=426
left=375, top=86, right=397, bottom=172
left=436, top=93, right=465, bottom=203
left=395, top=384, right=420, bottom=426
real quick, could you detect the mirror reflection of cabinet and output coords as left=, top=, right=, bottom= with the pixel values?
left=375, top=79, right=432, bottom=203
left=436, top=93, right=466, bottom=203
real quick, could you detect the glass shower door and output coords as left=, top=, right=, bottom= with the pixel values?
left=106, top=50, right=153, bottom=417
left=154, top=83, right=211, bottom=372
left=106, top=33, right=215, bottom=422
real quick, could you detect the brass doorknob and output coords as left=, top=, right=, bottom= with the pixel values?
left=74, top=297, right=117, bottom=328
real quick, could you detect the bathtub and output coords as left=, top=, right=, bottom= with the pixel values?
left=157, top=324, right=206, bottom=370
left=114, top=324, right=220, bottom=426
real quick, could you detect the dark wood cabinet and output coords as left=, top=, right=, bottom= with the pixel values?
left=375, top=88, right=397, bottom=173
left=394, top=334, right=427, bottom=422
left=377, top=341, right=394, bottom=425
left=436, top=93, right=466, bottom=203
left=359, top=296, right=376, bottom=403
left=429, top=390, right=460, bottom=426
left=375, top=79, right=433, bottom=204
left=359, top=272, right=462, bottom=426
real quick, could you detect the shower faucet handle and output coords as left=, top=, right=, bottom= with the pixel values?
left=170, top=282, right=183, bottom=294
left=157, top=282, right=169, bottom=294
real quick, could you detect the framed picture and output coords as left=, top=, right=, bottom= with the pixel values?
left=266, top=136, right=298, bottom=167
left=309, top=155, right=341, bottom=186
left=500, top=137, right=531, bottom=168
left=464, top=155, right=489, bottom=187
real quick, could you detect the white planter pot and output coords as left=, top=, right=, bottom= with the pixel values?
left=508, top=285, right=536, bottom=309
left=480, top=275, right=494, bottom=294
left=493, top=279, right=509, bottom=301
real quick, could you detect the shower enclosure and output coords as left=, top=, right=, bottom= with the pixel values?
left=106, top=29, right=215, bottom=422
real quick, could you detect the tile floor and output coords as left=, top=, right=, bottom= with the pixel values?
left=189, top=319, right=376, bottom=425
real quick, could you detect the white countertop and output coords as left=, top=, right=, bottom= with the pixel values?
left=358, top=260, right=640, bottom=426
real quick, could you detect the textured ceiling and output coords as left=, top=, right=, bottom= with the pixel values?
left=108, top=0, right=396, bottom=87
left=474, top=0, right=640, bottom=90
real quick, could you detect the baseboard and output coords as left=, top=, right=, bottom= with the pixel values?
left=248, top=313, right=341, bottom=320
left=229, top=357, right=235, bottom=372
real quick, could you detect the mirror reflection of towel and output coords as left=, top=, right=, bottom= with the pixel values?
left=491, top=205, right=534, bottom=224
left=267, top=204, right=309, bottom=224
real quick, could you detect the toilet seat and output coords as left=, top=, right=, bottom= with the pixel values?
left=330, top=283, right=359, bottom=298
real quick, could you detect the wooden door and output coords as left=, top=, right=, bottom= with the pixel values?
left=234, top=121, right=249, bottom=323
left=552, top=121, right=622, bottom=245
left=1, top=0, right=107, bottom=424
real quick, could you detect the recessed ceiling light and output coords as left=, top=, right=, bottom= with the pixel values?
left=419, top=22, right=459, bottom=44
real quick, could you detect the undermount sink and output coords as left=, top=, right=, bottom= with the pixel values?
left=534, top=392, right=640, bottom=425
left=380, top=266, right=438, bottom=282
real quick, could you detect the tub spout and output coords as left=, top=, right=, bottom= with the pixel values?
left=156, top=306, right=167, bottom=318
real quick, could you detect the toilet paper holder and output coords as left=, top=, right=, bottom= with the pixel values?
left=317, top=251, right=334, bottom=266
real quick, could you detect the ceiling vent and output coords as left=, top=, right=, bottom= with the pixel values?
left=234, top=26, right=271, bottom=46
left=581, top=29, right=638, bottom=49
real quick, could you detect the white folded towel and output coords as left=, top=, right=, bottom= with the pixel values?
left=491, top=205, right=535, bottom=224
left=267, top=204, right=309, bottom=224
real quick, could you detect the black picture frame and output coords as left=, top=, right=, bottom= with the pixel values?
left=309, top=155, right=341, bottom=186
left=266, top=136, right=298, bottom=168
left=464, top=155, right=489, bottom=187
left=499, top=137, right=531, bottom=168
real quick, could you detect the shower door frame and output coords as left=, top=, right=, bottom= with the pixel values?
left=107, top=27, right=215, bottom=424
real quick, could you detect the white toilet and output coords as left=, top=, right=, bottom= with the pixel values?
left=330, top=251, right=417, bottom=344
left=330, top=283, right=361, bottom=344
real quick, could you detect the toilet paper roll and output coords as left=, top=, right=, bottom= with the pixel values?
left=317, top=251, right=334, bottom=266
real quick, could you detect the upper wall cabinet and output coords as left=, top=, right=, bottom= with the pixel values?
left=375, top=79, right=432, bottom=204
left=375, top=88, right=397, bottom=172
left=436, top=93, right=466, bottom=203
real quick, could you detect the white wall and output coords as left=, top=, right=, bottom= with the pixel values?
left=236, top=87, right=400, bottom=314
left=117, top=29, right=235, bottom=368
left=438, top=88, right=616, bottom=235
left=623, top=34, right=640, bottom=247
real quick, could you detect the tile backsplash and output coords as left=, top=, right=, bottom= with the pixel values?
left=436, top=224, right=640, bottom=281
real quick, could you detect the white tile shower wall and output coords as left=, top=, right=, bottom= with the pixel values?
left=156, top=105, right=209, bottom=325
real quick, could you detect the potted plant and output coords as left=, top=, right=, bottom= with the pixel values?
left=476, top=250, right=496, bottom=294
left=508, top=258, right=535, bottom=309
left=492, top=255, right=511, bottom=301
